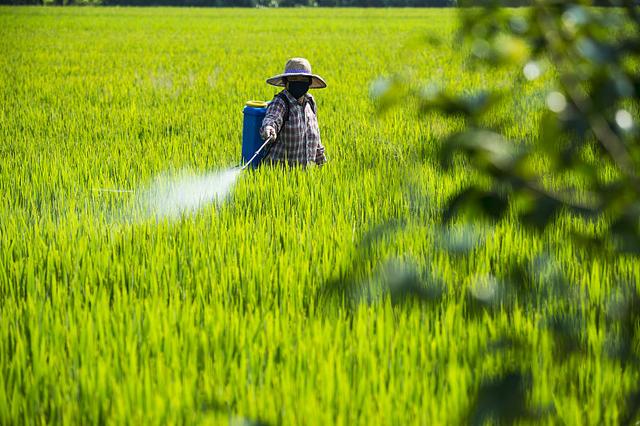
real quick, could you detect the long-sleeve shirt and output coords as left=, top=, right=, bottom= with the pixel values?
left=259, top=89, right=327, bottom=167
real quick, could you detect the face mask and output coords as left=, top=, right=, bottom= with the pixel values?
left=287, top=80, right=310, bottom=99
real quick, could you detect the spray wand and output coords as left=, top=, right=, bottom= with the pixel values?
left=241, top=136, right=274, bottom=170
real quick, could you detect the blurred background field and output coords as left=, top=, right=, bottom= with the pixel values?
left=0, top=6, right=637, bottom=425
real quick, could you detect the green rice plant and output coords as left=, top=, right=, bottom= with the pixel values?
left=0, top=6, right=638, bottom=425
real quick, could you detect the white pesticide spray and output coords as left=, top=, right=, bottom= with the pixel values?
left=138, top=167, right=242, bottom=220
left=93, top=138, right=272, bottom=222
left=92, top=167, right=242, bottom=222
left=137, top=137, right=272, bottom=220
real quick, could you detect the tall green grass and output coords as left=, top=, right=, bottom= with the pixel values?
left=0, top=6, right=637, bottom=424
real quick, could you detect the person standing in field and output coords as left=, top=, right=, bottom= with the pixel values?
left=260, top=57, right=327, bottom=167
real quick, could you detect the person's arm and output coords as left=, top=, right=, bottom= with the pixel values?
left=315, top=140, right=327, bottom=165
left=306, top=94, right=326, bottom=165
left=260, top=96, right=286, bottom=141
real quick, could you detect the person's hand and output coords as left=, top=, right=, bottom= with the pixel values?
left=264, top=126, right=277, bottom=141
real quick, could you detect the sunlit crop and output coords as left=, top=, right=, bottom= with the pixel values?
left=0, top=6, right=637, bottom=425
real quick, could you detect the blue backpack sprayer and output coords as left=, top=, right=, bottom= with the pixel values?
left=241, top=100, right=273, bottom=170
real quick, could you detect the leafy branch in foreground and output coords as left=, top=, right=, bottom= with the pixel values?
left=374, top=1, right=640, bottom=251
left=436, top=7, right=640, bottom=417
left=364, top=0, right=640, bottom=423
left=442, top=0, right=640, bottom=251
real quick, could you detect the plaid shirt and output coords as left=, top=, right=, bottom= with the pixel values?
left=259, top=89, right=326, bottom=166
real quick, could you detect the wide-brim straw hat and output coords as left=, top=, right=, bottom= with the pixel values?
left=266, top=57, right=327, bottom=89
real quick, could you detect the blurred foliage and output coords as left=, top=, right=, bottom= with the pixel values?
left=443, top=1, right=640, bottom=253
left=431, top=8, right=640, bottom=413
left=367, top=0, right=640, bottom=422
left=465, top=371, right=534, bottom=425
left=317, top=220, right=448, bottom=311
left=372, top=1, right=640, bottom=254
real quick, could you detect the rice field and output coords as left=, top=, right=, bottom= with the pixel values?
left=1, top=6, right=638, bottom=425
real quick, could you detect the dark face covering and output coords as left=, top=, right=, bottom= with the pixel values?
left=287, top=80, right=311, bottom=99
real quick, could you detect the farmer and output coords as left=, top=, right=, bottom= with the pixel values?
left=260, top=57, right=327, bottom=167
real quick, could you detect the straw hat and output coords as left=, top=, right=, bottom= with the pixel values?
left=266, top=57, right=327, bottom=89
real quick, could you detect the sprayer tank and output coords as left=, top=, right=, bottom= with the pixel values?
left=242, top=101, right=269, bottom=168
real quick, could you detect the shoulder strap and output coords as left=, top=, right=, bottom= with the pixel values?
left=307, top=96, right=317, bottom=115
left=275, top=92, right=290, bottom=123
